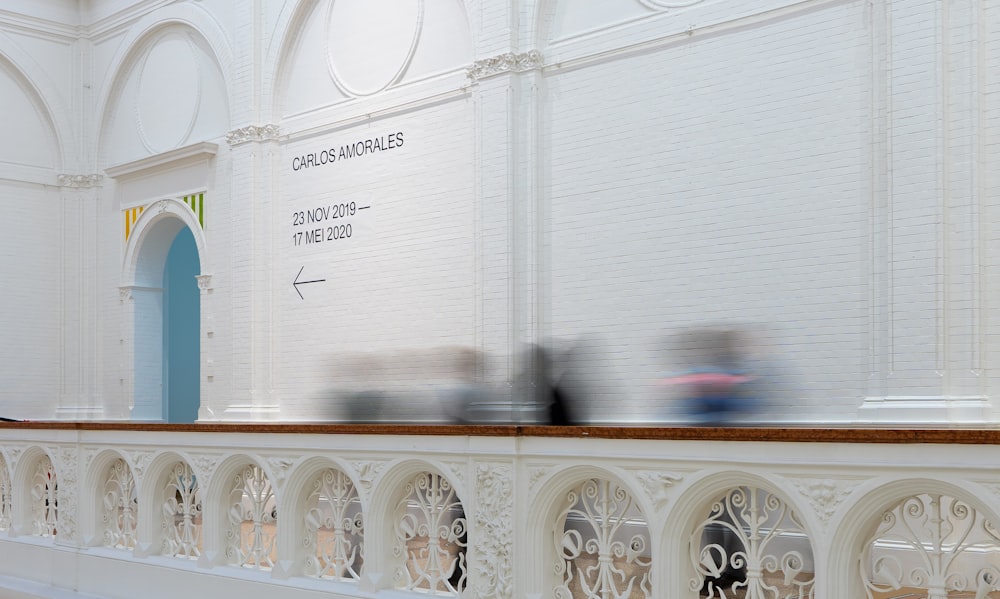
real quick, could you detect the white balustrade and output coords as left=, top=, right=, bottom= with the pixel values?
left=0, top=426, right=996, bottom=599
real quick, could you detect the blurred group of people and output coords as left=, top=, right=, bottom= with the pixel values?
left=336, top=323, right=771, bottom=426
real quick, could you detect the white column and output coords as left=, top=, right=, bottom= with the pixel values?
left=861, top=0, right=992, bottom=423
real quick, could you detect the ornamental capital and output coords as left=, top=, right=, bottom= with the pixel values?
left=57, top=173, right=103, bottom=188
left=226, top=124, right=280, bottom=146
left=466, top=50, right=543, bottom=82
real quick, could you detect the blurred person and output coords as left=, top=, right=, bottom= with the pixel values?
left=661, top=326, right=760, bottom=425
left=517, top=343, right=577, bottom=425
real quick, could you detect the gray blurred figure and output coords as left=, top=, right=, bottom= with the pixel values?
left=515, top=343, right=579, bottom=425
left=661, top=326, right=761, bottom=425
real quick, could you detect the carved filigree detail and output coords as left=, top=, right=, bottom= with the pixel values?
left=528, top=465, right=552, bottom=498
left=57, top=173, right=103, bottom=188
left=443, top=460, right=467, bottom=488
left=126, top=450, right=153, bottom=479
left=633, top=470, right=683, bottom=511
left=118, top=286, right=134, bottom=303
left=81, top=447, right=101, bottom=470
left=6, top=447, right=21, bottom=473
left=195, top=274, right=213, bottom=292
left=351, top=460, right=387, bottom=491
left=790, top=478, right=859, bottom=526
left=189, top=453, right=220, bottom=480
left=466, top=50, right=543, bottom=81
left=56, top=447, right=78, bottom=542
left=473, top=463, right=513, bottom=599
left=266, top=457, right=295, bottom=489
left=226, top=124, right=280, bottom=146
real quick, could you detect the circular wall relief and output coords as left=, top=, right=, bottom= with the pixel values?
left=135, top=34, right=201, bottom=153
left=327, top=0, right=423, bottom=97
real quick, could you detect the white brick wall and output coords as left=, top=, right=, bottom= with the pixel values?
left=0, top=0, right=996, bottom=424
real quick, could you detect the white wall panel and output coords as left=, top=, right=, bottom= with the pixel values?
left=275, top=99, right=476, bottom=420
left=544, top=0, right=872, bottom=421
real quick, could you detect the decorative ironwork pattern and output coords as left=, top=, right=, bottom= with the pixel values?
left=304, top=468, right=364, bottom=580
left=862, top=493, right=1000, bottom=598
left=162, top=461, right=202, bottom=558
left=30, top=456, right=57, bottom=538
left=0, top=455, right=10, bottom=531
left=102, top=458, right=137, bottom=549
left=394, top=471, right=467, bottom=594
left=690, top=486, right=815, bottom=598
left=554, top=478, right=652, bottom=599
left=226, top=464, right=277, bottom=569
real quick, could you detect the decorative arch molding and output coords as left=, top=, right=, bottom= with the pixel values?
left=94, top=3, right=233, bottom=159
left=264, top=0, right=476, bottom=124
left=109, top=141, right=216, bottom=286
left=827, top=476, right=1000, bottom=598
left=121, top=198, right=209, bottom=288
left=0, top=37, right=68, bottom=172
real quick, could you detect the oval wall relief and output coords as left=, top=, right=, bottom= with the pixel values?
left=135, top=35, right=201, bottom=153
left=327, top=0, right=423, bottom=97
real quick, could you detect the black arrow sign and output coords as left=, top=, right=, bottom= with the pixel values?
left=293, top=266, right=325, bottom=300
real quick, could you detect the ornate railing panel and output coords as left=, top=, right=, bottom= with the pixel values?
left=304, top=467, right=364, bottom=580
left=0, top=427, right=994, bottom=599
left=555, top=478, right=651, bottom=599
left=690, top=486, right=815, bottom=598
left=226, top=464, right=277, bottom=569
left=102, top=458, right=137, bottom=549
left=394, top=471, right=467, bottom=594
left=862, top=493, right=1000, bottom=599
left=29, top=455, right=57, bottom=538
left=162, top=461, right=202, bottom=558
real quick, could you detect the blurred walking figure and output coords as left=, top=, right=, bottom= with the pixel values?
left=518, top=344, right=576, bottom=425
left=661, top=326, right=759, bottom=425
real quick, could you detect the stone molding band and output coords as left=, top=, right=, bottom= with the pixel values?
left=466, top=50, right=543, bottom=82
left=226, top=124, right=281, bottom=146
left=56, top=174, right=103, bottom=188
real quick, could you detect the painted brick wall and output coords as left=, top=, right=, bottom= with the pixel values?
left=0, top=0, right=998, bottom=425
left=544, top=0, right=875, bottom=422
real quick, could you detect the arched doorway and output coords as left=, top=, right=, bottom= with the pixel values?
left=125, top=201, right=205, bottom=423
left=163, top=227, right=200, bottom=423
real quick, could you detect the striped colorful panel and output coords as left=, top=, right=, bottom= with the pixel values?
left=124, top=206, right=145, bottom=241
left=182, top=193, right=205, bottom=229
